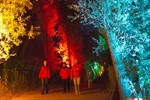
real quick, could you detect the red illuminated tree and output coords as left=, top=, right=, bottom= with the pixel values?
left=41, top=0, right=85, bottom=69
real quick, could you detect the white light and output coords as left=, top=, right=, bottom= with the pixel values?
left=134, top=98, right=143, bottom=100
left=139, top=98, right=143, bottom=100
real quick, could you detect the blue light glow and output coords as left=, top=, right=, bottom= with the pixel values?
left=68, top=0, right=150, bottom=98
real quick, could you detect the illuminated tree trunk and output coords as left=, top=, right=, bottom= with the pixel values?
left=66, top=35, right=72, bottom=67
left=41, top=8, right=48, bottom=60
left=106, top=33, right=123, bottom=99
left=3, top=63, right=8, bottom=86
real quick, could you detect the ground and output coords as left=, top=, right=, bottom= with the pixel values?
left=11, top=83, right=110, bottom=100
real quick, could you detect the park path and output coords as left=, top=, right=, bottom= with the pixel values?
left=11, top=83, right=109, bottom=100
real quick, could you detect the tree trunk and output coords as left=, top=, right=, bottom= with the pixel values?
left=106, top=33, right=123, bottom=100
left=3, top=62, right=8, bottom=86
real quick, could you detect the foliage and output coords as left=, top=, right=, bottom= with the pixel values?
left=68, top=0, right=150, bottom=98
left=0, top=57, right=41, bottom=95
left=0, top=31, right=46, bottom=98
left=102, top=0, right=150, bottom=98
left=85, top=60, right=104, bottom=81
left=0, top=0, right=40, bottom=63
left=68, top=0, right=104, bottom=28
left=92, top=34, right=108, bottom=56
left=42, top=2, right=70, bottom=69
left=42, top=1, right=85, bottom=69
left=0, top=76, right=9, bottom=98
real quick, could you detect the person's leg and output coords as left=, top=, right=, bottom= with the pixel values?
left=77, top=77, right=81, bottom=94
left=73, top=78, right=78, bottom=95
left=67, top=79, right=70, bottom=92
left=88, top=78, right=92, bottom=88
left=41, top=78, right=44, bottom=94
left=88, top=79, right=90, bottom=88
left=63, top=79, right=66, bottom=93
left=90, top=79, right=92, bottom=87
left=45, top=78, right=48, bottom=94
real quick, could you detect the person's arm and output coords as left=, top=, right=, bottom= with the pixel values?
left=60, top=68, right=62, bottom=77
left=70, top=67, right=73, bottom=79
left=38, top=66, right=43, bottom=79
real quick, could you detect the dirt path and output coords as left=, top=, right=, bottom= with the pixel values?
left=11, top=84, right=109, bottom=100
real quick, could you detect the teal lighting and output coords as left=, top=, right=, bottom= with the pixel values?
left=68, top=0, right=150, bottom=98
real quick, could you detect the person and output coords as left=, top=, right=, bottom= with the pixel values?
left=38, top=60, right=50, bottom=95
left=86, top=67, right=93, bottom=89
left=60, top=62, right=70, bottom=93
left=71, top=59, right=81, bottom=95
left=103, top=61, right=107, bottom=68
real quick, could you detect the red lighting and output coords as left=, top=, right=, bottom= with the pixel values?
left=41, top=1, right=85, bottom=70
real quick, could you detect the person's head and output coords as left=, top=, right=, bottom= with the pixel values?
left=104, top=61, right=106, bottom=65
left=88, top=67, right=91, bottom=70
left=75, top=59, right=79, bottom=64
left=62, top=62, right=66, bottom=67
left=43, top=60, right=47, bottom=66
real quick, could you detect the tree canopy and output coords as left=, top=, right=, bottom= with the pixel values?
left=0, top=0, right=40, bottom=63
left=68, top=0, right=150, bottom=98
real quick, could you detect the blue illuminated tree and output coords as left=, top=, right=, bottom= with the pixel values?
left=68, top=0, right=150, bottom=98
left=68, top=0, right=104, bottom=28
